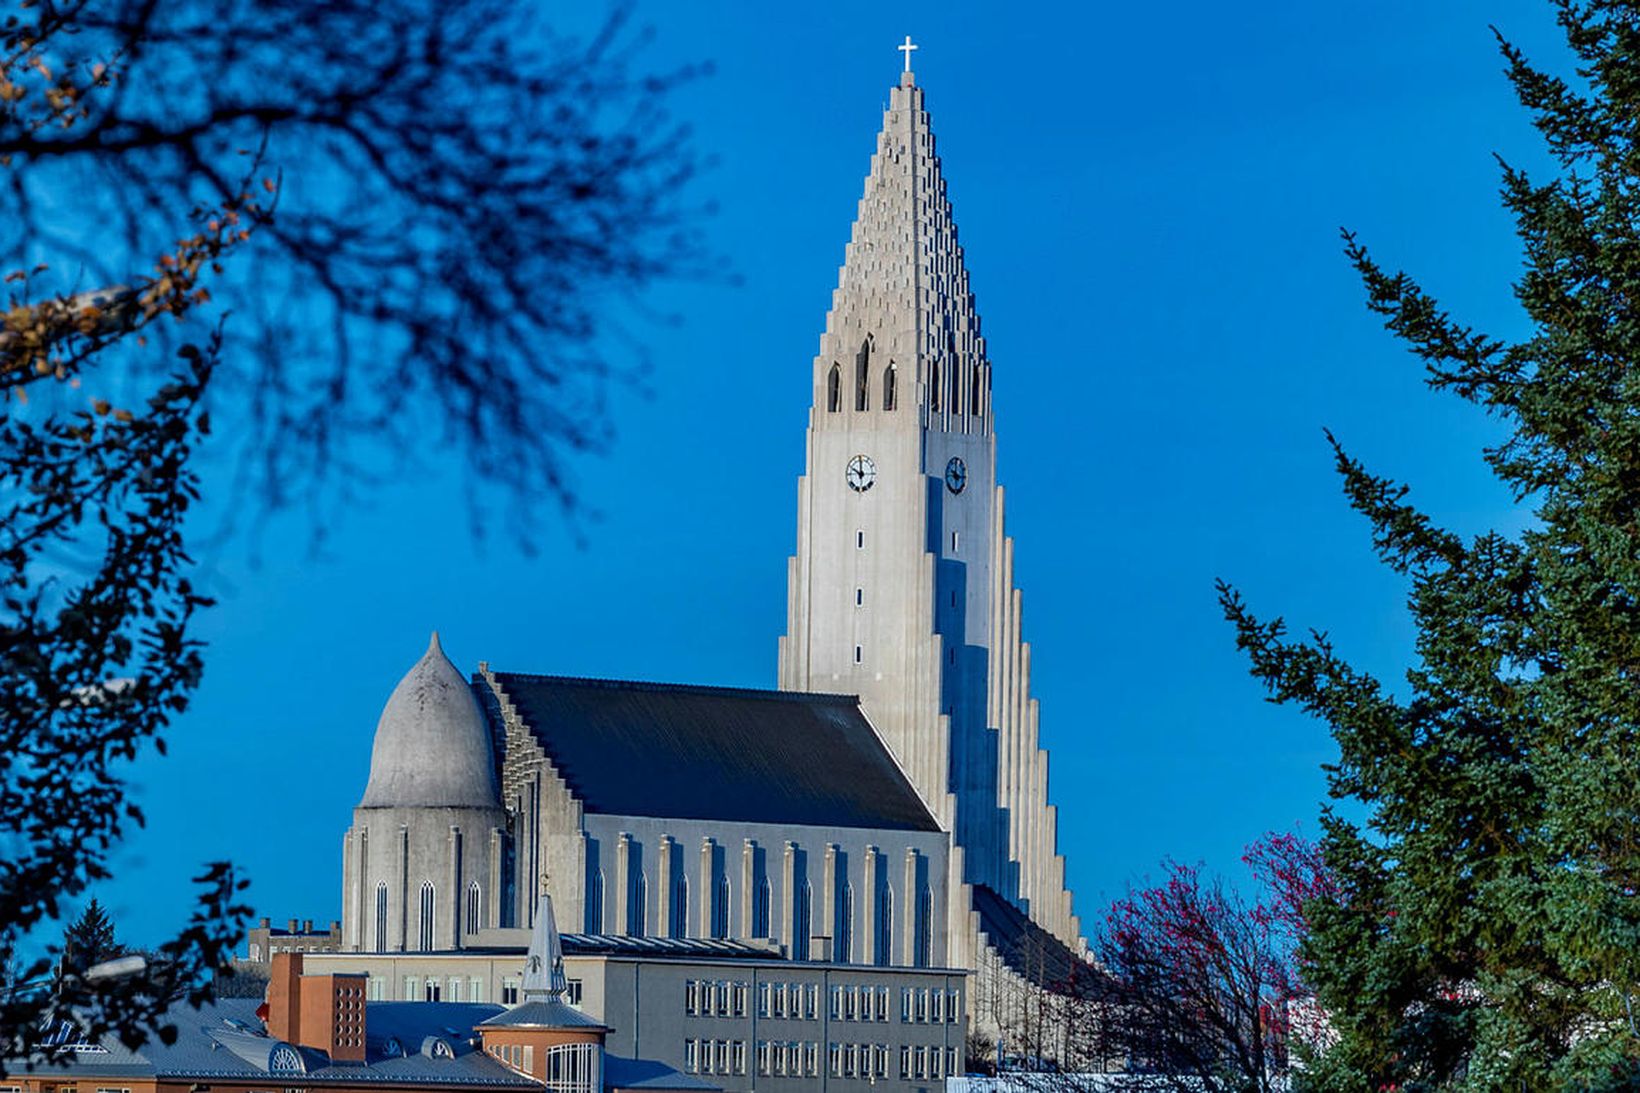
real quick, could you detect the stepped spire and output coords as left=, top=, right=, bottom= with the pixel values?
left=816, top=67, right=990, bottom=428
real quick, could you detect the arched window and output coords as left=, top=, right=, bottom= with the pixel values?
left=418, top=881, right=436, bottom=951
left=855, top=340, right=871, bottom=411
left=714, top=878, right=730, bottom=939
left=876, top=886, right=892, bottom=967
left=915, top=887, right=932, bottom=968
left=837, top=884, right=853, bottom=963
left=826, top=364, right=841, bottom=412
left=929, top=361, right=941, bottom=412
left=795, top=882, right=813, bottom=961
left=465, top=881, right=481, bottom=935
left=375, top=882, right=389, bottom=951
left=633, top=876, right=647, bottom=938
left=673, top=877, right=689, bottom=939
left=971, top=364, right=983, bottom=415
left=882, top=364, right=897, bottom=411
left=754, top=877, right=771, bottom=938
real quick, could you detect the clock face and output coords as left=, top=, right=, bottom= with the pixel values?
left=846, top=454, right=877, bottom=492
left=945, top=456, right=967, bottom=494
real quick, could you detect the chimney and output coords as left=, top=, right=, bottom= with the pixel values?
left=302, top=919, right=313, bottom=933
left=259, top=917, right=271, bottom=929
left=266, top=952, right=305, bottom=1044
left=288, top=918, right=299, bottom=933
left=300, top=973, right=368, bottom=1063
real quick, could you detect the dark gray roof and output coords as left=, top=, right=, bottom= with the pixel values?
left=477, top=674, right=939, bottom=832
left=19, top=998, right=536, bottom=1086
left=604, top=1054, right=719, bottom=1091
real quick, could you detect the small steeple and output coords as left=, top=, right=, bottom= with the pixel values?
left=522, top=891, right=568, bottom=1002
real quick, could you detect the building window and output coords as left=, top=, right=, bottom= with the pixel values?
left=855, top=340, right=871, bottom=411
left=876, top=886, right=892, bottom=966
left=972, top=365, right=983, bottom=415
left=795, top=882, right=812, bottom=960
left=423, top=978, right=441, bottom=1002
left=883, top=364, right=897, bottom=411
left=930, top=361, right=942, bottom=412
left=417, top=881, right=435, bottom=951
left=714, top=878, right=730, bottom=939
left=673, top=877, right=689, bottom=939
left=470, top=977, right=485, bottom=1002
left=855, top=587, right=863, bottom=607
left=375, top=882, right=388, bottom=951
left=633, top=875, right=647, bottom=938
left=587, top=870, right=603, bottom=933
left=854, top=645, right=862, bottom=664
left=856, top=529, right=864, bottom=549
left=567, top=979, right=583, bottom=1006
left=951, top=530, right=959, bottom=553
left=755, top=877, right=771, bottom=938
left=404, top=976, right=420, bottom=1002
left=502, top=977, right=519, bottom=1005
left=837, top=884, right=853, bottom=963
left=827, top=364, right=841, bottom=412
left=466, top=881, right=481, bottom=935
left=916, top=887, right=932, bottom=967
left=542, top=1042, right=597, bottom=1093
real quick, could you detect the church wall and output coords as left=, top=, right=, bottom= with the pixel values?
left=579, top=814, right=950, bottom=968
left=342, top=804, right=504, bottom=953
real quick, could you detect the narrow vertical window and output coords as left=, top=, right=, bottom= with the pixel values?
left=837, top=884, right=853, bottom=963
left=971, top=364, right=983, bottom=415
left=855, top=340, right=871, bottom=411
left=855, top=588, right=864, bottom=607
left=418, top=881, right=435, bottom=951
left=856, top=530, right=865, bottom=549
left=633, top=876, right=648, bottom=938
left=465, top=881, right=481, bottom=935
left=755, top=877, right=771, bottom=938
left=883, top=364, right=897, bottom=411
left=951, top=530, right=959, bottom=553
left=915, top=887, right=932, bottom=968
left=375, top=882, right=388, bottom=951
left=929, top=361, right=941, bottom=412
left=827, top=364, right=841, bottom=412
left=796, top=882, right=813, bottom=960
left=876, top=887, right=892, bottom=967
left=674, top=877, right=689, bottom=938
left=714, top=879, right=730, bottom=939
left=854, top=645, right=863, bottom=664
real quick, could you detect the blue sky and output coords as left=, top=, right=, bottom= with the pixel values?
left=100, top=0, right=1567, bottom=948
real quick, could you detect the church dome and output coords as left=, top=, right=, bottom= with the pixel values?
left=358, top=632, right=500, bottom=810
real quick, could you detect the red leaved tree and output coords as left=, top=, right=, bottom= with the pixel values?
left=1093, top=832, right=1335, bottom=1092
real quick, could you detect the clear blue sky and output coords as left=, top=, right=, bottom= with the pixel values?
left=101, top=1, right=1566, bottom=948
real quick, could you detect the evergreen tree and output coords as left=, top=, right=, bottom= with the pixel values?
left=62, top=899, right=119, bottom=971
left=1220, top=3, right=1640, bottom=1088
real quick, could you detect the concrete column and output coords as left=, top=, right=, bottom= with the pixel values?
left=863, top=846, right=880, bottom=966
left=782, top=841, right=797, bottom=957
left=902, top=848, right=917, bottom=966
left=699, top=837, right=715, bottom=938
left=615, top=832, right=631, bottom=936
left=447, top=825, right=462, bottom=950
left=657, top=835, right=674, bottom=938
left=740, top=839, right=756, bottom=939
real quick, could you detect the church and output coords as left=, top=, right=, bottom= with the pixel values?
left=306, top=48, right=1087, bottom=1092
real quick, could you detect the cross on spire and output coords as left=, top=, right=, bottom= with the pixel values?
left=898, top=35, right=919, bottom=73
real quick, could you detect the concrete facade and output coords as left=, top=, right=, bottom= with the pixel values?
left=775, top=70, right=1083, bottom=988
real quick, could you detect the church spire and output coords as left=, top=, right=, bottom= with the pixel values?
left=815, top=59, right=990, bottom=431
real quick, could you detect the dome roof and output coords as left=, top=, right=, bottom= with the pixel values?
left=358, top=632, right=500, bottom=810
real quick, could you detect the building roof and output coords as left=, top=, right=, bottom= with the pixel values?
left=562, top=935, right=786, bottom=961
left=604, top=1055, right=720, bottom=1092
left=20, top=998, right=536, bottom=1086
left=476, top=1000, right=607, bottom=1031
left=478, top=673, right=939, bottom=832
left=360, top=633, right=502, bottom=811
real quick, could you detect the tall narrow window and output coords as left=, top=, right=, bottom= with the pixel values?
left=754, top=877, right=771, bottom=938
left=854, top=645, right=863, bottom=664
left=915, top=888, right=932, bottom=968
left=883, top=364, right=897, bottom=411
left=375, top=882, right=388, bottom=951
left=633, top=876, right=648, bottom=938
left=856, top=530, right=865, bottom=549
left=855, top=588, right=864, bottom=607
left=971, top=365, right=983, bottom=415
left=837, top=884, right=853, bottom=963
left=418, top=881, right=435, bottom=951
left=827, top=364, right=841, bottom=412
left=714, top=879, right=730, bottom=939
left=673, top=877, right=689, bottom=939
left=796, top=882, right=813, bottom=960
left=586, top=871, right=604, bottom=933
left=929, top=361, right=942, bottom=412
left=876, top=886, right=892, bottom=967
left=466, top=881, right=481, bottom=935
left=855, top=340, right=871, bottom=411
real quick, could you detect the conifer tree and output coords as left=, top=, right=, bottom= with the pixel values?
left=62, top=899, right=119, bottom=972
left=1220, top=3, right=1640, bottom=1087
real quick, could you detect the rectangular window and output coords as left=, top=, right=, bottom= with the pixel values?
left=845, top=986, right=858, bottom=1022
left=469, top=976, right=485, bottom=1003
left=878, top=985, right=891, bottom=1021
left=566, top=979, right=583, bottom=1006
left=807, top=983, right=820, bottom=1019
left=855, top=587, right=864, bottom=607
left=522, top=1045, right=534, bottom=1075
left=501, top=977, right=519, bottom=1005
left=900, top=1046, right=912, bottom=1080
left=806, top=1041, right=820, bottom=1076
left=854, top=644, right=863, bottom=664
left=831, top=985, right=844, bottom=1020
left=733, top=982, right=748, bottom=1017
left=915, top=1045, right=928, bottom=1080
left=951, top=530, right=959, bottom=552
left=828, top=1043, right=843, bottom=1078
left=856, top=530, right=865, bottom=549
left=947, top=1046, right=959, bottom=1076
left=948, top=988, right=961, bottom=1022
left=403, top=975, right=420, bottom=1001
left=757, top=1040, right=772, bottom=1076
left=685, top=1040, right=700, bottom=1074
left=715, top=1039, right=729, bottom=1075
left=932, top=988, right=944, bottom=1023
left=758, top=981, right=771, bottom=1018
left=775, top=982, right=789, bottom=1019
left=901, top=987, right=912, bottom=1022
left=686, top=980, right=699, bottom=1015
left=733, top=1040, right=746, bottom=1076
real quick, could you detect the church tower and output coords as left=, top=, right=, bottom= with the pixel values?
left=778, top=54, right=1082, bottom=957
